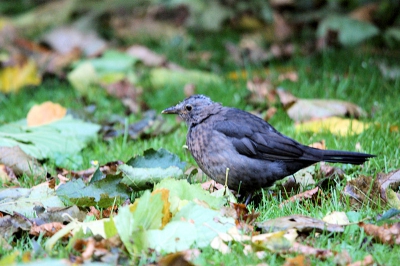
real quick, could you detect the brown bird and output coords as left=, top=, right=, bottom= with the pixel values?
left=162, top=95, right=375, bottom=196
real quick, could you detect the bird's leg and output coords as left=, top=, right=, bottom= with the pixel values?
left=244, top=193, right=253, bottom=206
left=223, top=168, right=230, bottom=196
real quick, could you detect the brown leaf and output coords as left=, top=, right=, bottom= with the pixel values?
left=359, top=222, right=400, bottom=245
left=343, top=175, right=382, bottom=208
left=102, top=79, right=142, bottom=114
left=0, top=146, right=44, bottom=177
left=257, top=214, right=344, bottom=234
left=0, top=164, right=19, bottom=185
left=0, top=213, right=32, bottom=239
left=158, top=252, right=195, bottom=266
left=231, top=203, right=259, bottom=231
left=283, top=255, right=308, bottom=266
left=27, top=101, right=67, bottom=126
left=126, top=45, right=166, bottom=67
left=276, top=89, right=367, bottom=122
left=349, top=3, right=378, bottom=23
left=289, top=242, right=333, bottom=259
left=273, top=11, right=294, bottom=42
left=42, top=26, right=107, bottom=57
left=246, top=77, right=277, bottom=106
left=279, top=187, right=320, bottom=208
left=308, top=140, right=326, bottom=150
left=378, top=170, right=400, bottom=201
left=29, top=222, right=64, bottom=237
left=347, top=254, right=374, bottom=266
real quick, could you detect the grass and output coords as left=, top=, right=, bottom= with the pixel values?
left=1, top=34, right=400, bottom=265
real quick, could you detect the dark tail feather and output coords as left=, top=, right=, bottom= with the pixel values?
left=320, top=150, right=375, bottom=165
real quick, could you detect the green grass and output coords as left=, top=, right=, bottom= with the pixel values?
left=1, top=37, right=400, bottom=265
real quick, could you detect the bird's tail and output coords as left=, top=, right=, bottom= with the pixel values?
left=319, top=149, right=375, bottom=165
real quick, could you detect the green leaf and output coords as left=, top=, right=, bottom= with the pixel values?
left=119, top=164, right=183, bottom=191
left=147, top=221, right=197, bottom=253
left=114, top=190, right=164, bottom=256
left=317, top=15, right=379, bottom=46
left=126, top=148, right=186, bottom=170
left=154, top=178, right=226, bottom=213
left=56, top=174, right=130, bottom=208
left=150, top=68, right=223, bottom=89
left=147, top=202, right=235, bottom=252
left=0, top=184, right=65, bottom=218
left=0, top=115, right=100, bottom=163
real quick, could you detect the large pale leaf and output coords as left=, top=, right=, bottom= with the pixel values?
left=114, top=191, right=164, bottom=256
left=317, top=15, right=379, bottom=46
left=126, top=148, right=186, bottom=170
left=147, top=202, right=235, bottom=252
left=0, top=183, right=65, bottom=218
left=0, top=115, right=100, bottom=161
left=119, top=164, right=183, bottom=191
left=154, top=179, right=226, bottom=213
left=56, top=174, right=130, bottom=208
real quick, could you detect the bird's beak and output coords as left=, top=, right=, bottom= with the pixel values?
left=161, top=106, right=179, bottom=114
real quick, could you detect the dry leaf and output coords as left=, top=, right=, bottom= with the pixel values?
left=322, top=211, right=350, bottom=225
left=378, top=170, right=400, bottom=202
left=308, top=140, right=326, bottom=150
left=27, top=101, right=67, bottom=126
left=279, top=187, right=320, bottom=208
left=43, top=26, right=107, bottom=57
left=0, top=146, right=44, bottom=177
left=246, top=77, right=277, bottom=106
left=102, top=79, right=142, bottom=114
left=158, top=251, right=195, bottom=266
left=295, top=117, right=370, bottom=136
left=359, top=222, right=400, bottom=245
left=0, top=164, right=19, bottom=185
left=152, top=188, right=171, bottom=228
left=343, top=175, right=382, bottom=208
left=349, top=3, right=378, bottom=22
left=0, top=58, right=41, bottom=93
left=277, top=89, right=367, bottom=122
left=347, top=254, right=374, bottom=266
left=126, top=45, right=166, bottom=67
left=283, top=255, right=308, bottom=266
left=29, top=222, right=64, bottom=237
left=257, top=215, right=344, bottom=233
left=289, top=242, right=333, bottom=259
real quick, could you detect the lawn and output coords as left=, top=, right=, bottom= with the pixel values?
left=1, top=30, right=400, bottom=265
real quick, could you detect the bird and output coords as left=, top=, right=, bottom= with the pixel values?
left=162, top=94, right=375, bottom=196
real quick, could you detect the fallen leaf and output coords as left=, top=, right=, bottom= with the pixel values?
left=256, top=215, right=344, bottom=233
left=343, top=175, right=382, bottom=208
left=277, top=89, right=367, bottom=122
left=322, top=211, right=350, bottom=225
left=0, top=164, right=19, bottom=185
left=29, top=222, right=64, bottom=237
left=42, top=26, right=107, bottom=57
left=283, top=255, right=307, bottom=266
left=289, top=242, right=333, bottom=259
left=27, top=101, right=67, bottom=126
left=246, top=77, right=277, bottom=106
left=0, top=146, right=44, bottom=177
left=0, top=58, right=41, bottom=93
left=378, top=170, right=400, bottom=202
left=279, top=187, right=320, bottom=208
left=347, top=254, right=374, bottom=266
left=308, top=140, right=326, bottom=150
left=158, top=252, right=195, bottom=266
left=317, top=15, right=379, bottom=46
left=126, top=45, right=166, bottom=67
left=295, top=117, right=370, bottom=136
left=359, top=222, right=400, bottom=245
left=349, top=3, right=378, bottom=22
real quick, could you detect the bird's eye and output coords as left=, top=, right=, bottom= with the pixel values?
left=185, top=104, right=193, bottom=111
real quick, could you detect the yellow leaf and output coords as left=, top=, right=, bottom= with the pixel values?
left=27, top=101, right=67, bottom=126
left=152, top=188, right=171, bottom=228
left=0, top=59, right=41, bottom=93
left=295, top=117, right=370, bottom=136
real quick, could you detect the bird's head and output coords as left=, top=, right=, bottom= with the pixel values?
left=162, top=94, right=218, bottom=125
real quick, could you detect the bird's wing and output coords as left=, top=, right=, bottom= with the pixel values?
left=213, top=110, right=309, bottom=161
